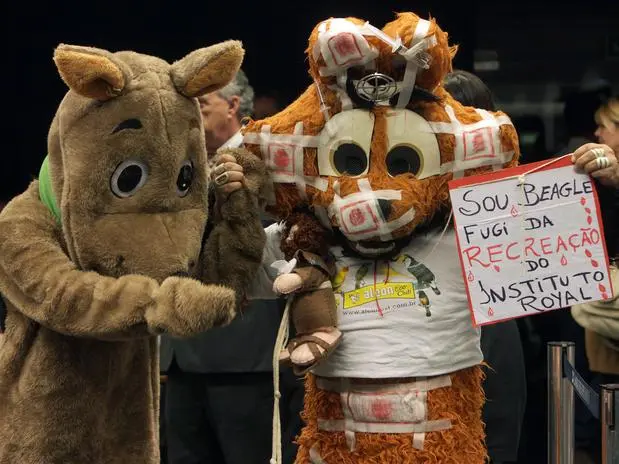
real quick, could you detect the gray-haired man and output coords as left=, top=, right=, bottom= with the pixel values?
left=160, top=71, right=302, bottom=464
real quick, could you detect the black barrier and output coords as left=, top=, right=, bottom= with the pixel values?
left=562, top=355, right=600, bottom=419
left=549, top=341, right=619, bottom=464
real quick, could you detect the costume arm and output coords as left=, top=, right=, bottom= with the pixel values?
left=200, top=148, right=272, bottom=303
left=293, top=266, right=330, bottom=292
left=0, top=183, right=236, bottom=340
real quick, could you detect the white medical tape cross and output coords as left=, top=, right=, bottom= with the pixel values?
left=396, top=19, right=433, bottom=109
left=328, top=178, right=416, bottom=241
left=422, top=105, right=515, bottom=178
left=242, top=126, right=329, bottom=193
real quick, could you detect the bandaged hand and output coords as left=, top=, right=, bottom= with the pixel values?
left=571, top=143, right=619, bottom=188
left=211, top=153, right=245, bottom=196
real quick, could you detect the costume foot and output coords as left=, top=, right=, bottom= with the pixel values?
left=290, top=328, right=342, bottom=369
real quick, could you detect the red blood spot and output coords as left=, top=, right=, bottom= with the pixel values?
left=349, top=208, right=365, bottom=226
left=488, top=307, right=495, bottom=317
left=561, top=255, right=568, bottom=266
left=581, top=197, right=587, bottom=205
left=603, top=293, right=610, bottom=300
left=510, top=205, right=519, bottom=217
left=587, top=216, right=593, bottom=225
left=371, top=399, right=393, bottom=420
left=599, top=284, right=607, bottom=293
left=467, top=271, right=475, bottom=282
left=493, top=265, right=501, bottom=272
left=585, top=207, right=592, bottom=214
left=585, top=249, right=592, bottom=258
left=592, top=260, right=599, bottom=268
left=273, top=149, right=290, bottom=168
left=333, top=33, right=359, bottom=57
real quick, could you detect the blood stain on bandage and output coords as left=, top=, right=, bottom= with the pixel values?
left=328, top=33, right=363, bottom=66
left=371, top=398, right=393, bottom=421
left=274, top=148, right=290, bottom=168
left=349, top=208, right=366, bottom=226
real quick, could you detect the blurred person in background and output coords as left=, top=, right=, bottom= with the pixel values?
left=570, top=97, right=619, bottom=463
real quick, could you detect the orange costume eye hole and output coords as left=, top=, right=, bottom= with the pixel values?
left=333, top=143, right=368, bottom=176
left=386, top=145, right=422, bottom=176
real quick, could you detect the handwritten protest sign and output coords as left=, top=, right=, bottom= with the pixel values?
left=448, top=156, right=614, bottom=326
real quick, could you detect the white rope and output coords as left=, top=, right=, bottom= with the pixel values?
left=270, top=296, right=292, bottom=464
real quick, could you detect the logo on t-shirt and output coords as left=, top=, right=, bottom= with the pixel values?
left=332, top=253, right=442, bottom=317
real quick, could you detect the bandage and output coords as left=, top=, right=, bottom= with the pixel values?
left=315, top=18, right=440, bottom=110
left=426, top=105, right=515, bottom=177
left=316, top=375, right=453, bottom=450
left=315, top=19, right=379, bottom=77
left=243, top=125, right=329, bottom=202
left=328, top=178, right=416, bottom=241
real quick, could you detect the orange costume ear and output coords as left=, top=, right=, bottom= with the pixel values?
left=53, top=44, right=130, bottom=100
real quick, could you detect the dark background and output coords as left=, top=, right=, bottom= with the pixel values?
left=7, top=0, right=616, bottom=203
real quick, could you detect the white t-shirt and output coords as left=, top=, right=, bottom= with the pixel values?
left=250, top=224, right=482, bottom=379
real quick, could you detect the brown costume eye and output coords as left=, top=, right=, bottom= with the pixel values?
left=333, top=143, right=368, bottom=176
left=386, top=145, right=421, bottom=177
left=110, top=159, right=148, bottom=198
left=176, top=161, right=193, bottom=197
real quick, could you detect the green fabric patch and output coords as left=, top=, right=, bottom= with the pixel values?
left=39, top=155, right=61, bottom=223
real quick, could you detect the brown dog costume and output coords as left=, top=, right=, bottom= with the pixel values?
left=0, top=41, right=267, bottom=463
left=243, top=11, right=520, bottom=463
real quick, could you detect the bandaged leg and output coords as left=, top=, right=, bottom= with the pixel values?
left=296, top=366, right=486, bottom=464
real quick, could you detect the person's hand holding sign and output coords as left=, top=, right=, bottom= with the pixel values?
left=571, top=143, right=619, bottom=188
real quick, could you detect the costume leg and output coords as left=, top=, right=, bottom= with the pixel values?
left=207, top=372, right=273, bottom=464
left=296, top=366, right=486, bottom=464
left=164, top=363, right=222, bottom=464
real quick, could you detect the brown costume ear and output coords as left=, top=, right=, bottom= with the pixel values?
left=171, top=40, right=244, bottom=98
left=53, top=44, right=129, bottom=100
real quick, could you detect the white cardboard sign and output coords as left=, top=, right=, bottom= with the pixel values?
left=448, top=157, right=614, bottom=326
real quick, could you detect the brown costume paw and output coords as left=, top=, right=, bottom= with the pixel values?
left=149, top=277, right=236, bottom=336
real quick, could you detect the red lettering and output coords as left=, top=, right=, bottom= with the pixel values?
left=462, top=246, right=490, bottom=268
left=568, top=233, right=580, bottom=251
left=488, top=244, right=503, bottom=263
left=506, top=242, right=521, bottom=260
left=581, top=230, right=593, bottom=247
left=524, top=237, right=540, bottom=257
left=556, top=235, right=568, bottom=253
left=540, top=237, right=553, bottom=255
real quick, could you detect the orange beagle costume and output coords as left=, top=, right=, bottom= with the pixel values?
left=244, top=11, right=520, bottom=463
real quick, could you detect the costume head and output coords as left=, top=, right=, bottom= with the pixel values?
left=44, top=41, right=244, bottom=281
left=244, top=12, right=519, bottom=257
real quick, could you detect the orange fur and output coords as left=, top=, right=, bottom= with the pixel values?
left=296, top=367, right=486, bottom=464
